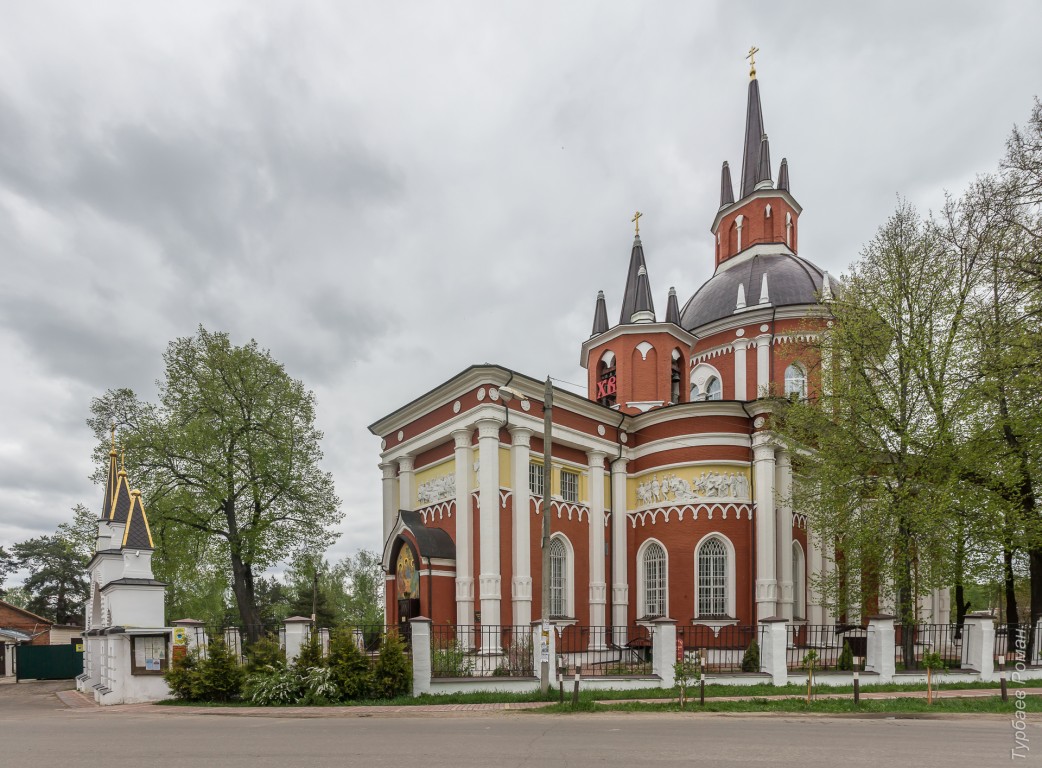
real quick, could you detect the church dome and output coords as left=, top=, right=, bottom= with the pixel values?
left=679, top=251, right=828, bottom=332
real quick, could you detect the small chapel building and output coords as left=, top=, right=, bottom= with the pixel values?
left=369, top=62, right=949, bottom=642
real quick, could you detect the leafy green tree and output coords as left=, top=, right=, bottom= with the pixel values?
left=372, top=633, right=411, bottom=699
left=12, top=535, right=89, bottom=624
left=336, top=550, right=385, bottom=626
left=88, top=327, right=341, bottom=641
left=286, top=554, right=337, bottom=628
left=254, top=575, right=291, bottom=627
left=327, top=628, right=373, bottom=700
left=0, top=546, right=14, bottom=599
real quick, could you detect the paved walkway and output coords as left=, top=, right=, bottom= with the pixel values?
left=51, top=684, right=1041, bottom=717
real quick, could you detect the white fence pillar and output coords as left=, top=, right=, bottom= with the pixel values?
left=410, top=617, right=431, bottom=697
left=319, top=628, right=331, bottom=658
left=865, top=615, right=896, bottom=683
left=759, top=618, right=788, bottom=686
left=283, top=616, right=312, bottom=664
left=532, top=620, right=556, bottom=678
left=962, top=612, right=995, bottom=682
left=1034, top=620, right=1042, bottom=667
left=651, top=618, right=676, bottom=688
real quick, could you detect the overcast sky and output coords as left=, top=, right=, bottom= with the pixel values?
left=1, top=2, right=1039, bottom=577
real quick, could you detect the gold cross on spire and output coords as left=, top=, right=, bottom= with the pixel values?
left=631, top=210, right=643, bottom=235
left=747, top=45, right=759, bottom=80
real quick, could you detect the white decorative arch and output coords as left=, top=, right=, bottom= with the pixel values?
left=690, top=362, right=723, bottom=401
left=599, top=349, right=616, bottom=368
left=636, top=538, right=668, bottom=619
left=693, top=532, right=737, bottom=619
left=549, top=533, right=575, bottom=618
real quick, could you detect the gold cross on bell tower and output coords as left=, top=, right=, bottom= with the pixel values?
left=747, top=46, right=759, bottom=80
left=631, top=210, right=643, bottom=235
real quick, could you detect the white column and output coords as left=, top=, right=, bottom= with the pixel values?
left=587, top=450, right=607, bottom=647
left=752, top=434, right=778, bottom=619
left=734, top=340, right=748, bottom=401
left=755, top=334, right=771, bottom=398
left=476, top=418, right=502, bottom=639
left=452, top=429, right=474, bottom=631
left=962, top=613, right=996, bottom=681
left=775, top=448, right=794, bottom=620
left=509, top=427, right=534, bottom=629
left=398, top=456, right=416, bottom=512
left=610, top=458, right=629, bottom=646
left=380, top=462, right=397, bottom=547
left=807, top=528, right=825, bottom=625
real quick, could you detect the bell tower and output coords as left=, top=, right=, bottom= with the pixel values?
left=581, top=215, right=696, bottom=414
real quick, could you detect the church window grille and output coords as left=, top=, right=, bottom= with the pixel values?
left=529, top=462, right=544, bottom=497
left=642, top=542, right=667, bottom=617
left=697, top=538, right=728, bottom=616
left=549, top=536, right=568, bottom=617
left=706, top=376, right=722, bottom=401
left=785, top=363, right=807, bottom=400
left=561, top=470, right=579, bottom=502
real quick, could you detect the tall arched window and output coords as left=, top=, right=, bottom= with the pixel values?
left=690, top=383, right=701, bottom=401
left=697, top=538, right=728, bottom=616
left=792, top=541, right=805, bottom=619
left=784, top=363, right=807, bottom=400
left=670, top=350, right=683, bottom=404
left=705, top=376, right=722, bottom=401
left=549, top=536, right=568, bottom=617
left=597, top=351, right=617, bottom=408
left=642, top=541, right=667, bottom=617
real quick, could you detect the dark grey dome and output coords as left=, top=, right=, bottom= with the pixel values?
left=679, top=252, right=828, bottom=331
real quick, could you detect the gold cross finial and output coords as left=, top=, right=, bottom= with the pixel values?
left=747, top=46, right=759, bottom=79
left=631, top=210, right=643, bottom=235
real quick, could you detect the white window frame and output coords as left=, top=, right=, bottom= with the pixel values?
left=784, top=362, right=807, bottom=400
left=528, top=461, right=544, bottom=497
left=637, top=539, right=668, bottom=619
left=560, top=469, right=579, bottom=503
left=690, top=362, right=723, bottom=402
left=548, top=534, right=574, bottom=618
left=693, top=533, right=737, bottom=619
left=705, top=376, right=723, bottom=401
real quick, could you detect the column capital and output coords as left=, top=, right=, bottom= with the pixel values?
left=397, top=456, right=415, bottom=472
left=586, top=449, right=608, bottom=467
left=775, top=447, right=791, bottom=467
left=751, top=431, right=776, bottom=453
left=380, top=462, right=397, bottom=480
left=452, top=428, right=473, bottom=449
left=755, top=333, right=772, bottom=347
left=475, top=418, right=501, bottom=440
left=610, top=457, right=628, bottom=474
left=508, top=425, right=533, bottom=446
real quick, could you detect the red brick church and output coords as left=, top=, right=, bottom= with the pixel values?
left=369, top=61, right=948, bottom=643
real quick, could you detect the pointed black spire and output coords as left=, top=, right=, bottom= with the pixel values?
left=100, top=428, right=118, bottom=521
left=740, top=77, right=765, bottom=199
left=619, top=234, right=652, bottom=324
left=720, top=161, right=735, bottom=207
left=777, top=157, right=790, bottom=192
left=591, top=290, right=609, bottom=336
left=122, top=489, right=154, bottom=550
left=755, top=135, right=772, bottom=189
left=631, top=265, right=655, bottom=323
left=665, top=287, right=680, bottom=325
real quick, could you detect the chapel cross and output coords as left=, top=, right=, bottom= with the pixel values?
left=631, top=210, right=643, bottom=235
left=747, top=46, right=759, bottom=79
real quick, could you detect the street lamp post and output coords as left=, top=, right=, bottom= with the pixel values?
left=499, top=377, right=553, bottom=694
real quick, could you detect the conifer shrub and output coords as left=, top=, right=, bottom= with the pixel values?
left=245, top=636, right=285, bottom=673
left=837, top=640, right=855, bottom=671
left=372, top=632, right=412, bottom=698
left=328, top=627, right=373, bottom=700
left=294, top=631, right=325, bottom=670
left=165, top=639, right=245, bottom=702
left=741, top=638, right=760, bottom=672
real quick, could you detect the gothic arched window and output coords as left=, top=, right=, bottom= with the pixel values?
left=549, top=536, right=569, bottom=617
left=697, top=538, right=728, bottom=616
left=642, top=541, right=667, bottom=617
left=706, top=376, right=722, bottom=401
left=792, top=541, right=805, bottom=619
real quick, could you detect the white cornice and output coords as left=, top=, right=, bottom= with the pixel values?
left=628, top=400, right=749, bottom=430
left=716, top=243, right=797, bottom=273
left=580, top=323, right=697, bottom=368
left=689, top=303, right=829, bottom=341
left=630, top=432, right=751, bottom=460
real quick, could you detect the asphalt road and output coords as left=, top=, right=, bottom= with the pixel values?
left=0, top=681, right=1034, bottom=767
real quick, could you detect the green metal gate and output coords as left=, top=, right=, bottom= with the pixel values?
left=16, top=644, right=83, bottom=680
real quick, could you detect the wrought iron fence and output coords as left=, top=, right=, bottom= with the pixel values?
left=429, top=625, right=533, bottom=678
left=678, top=624, right=764, bottom=674
left=786, top=624, right=867, bottom=671
left=893, top=623, right=964, bottom=670
left=994, top=622, right=1040, bottom=666
left=174, top=623, right=410, bottom=664
left=556, top=625, right=653, bottom=677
